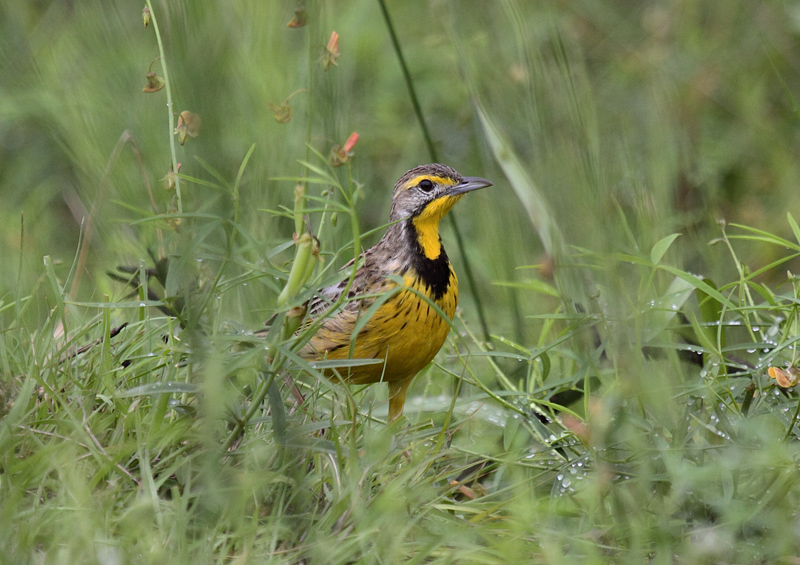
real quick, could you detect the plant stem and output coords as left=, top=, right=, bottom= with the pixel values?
left=376, top=0, right=491, bottom=343
left=145, top=0, right=182, bottom=214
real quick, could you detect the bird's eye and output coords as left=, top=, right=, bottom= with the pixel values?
left=418, top=179, right=434, bottom=192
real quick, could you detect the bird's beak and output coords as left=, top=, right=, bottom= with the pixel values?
left=446, top=176, right=493, bottom=196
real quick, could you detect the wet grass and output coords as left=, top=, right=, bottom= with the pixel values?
left=3, top=1, right=800, bottom=562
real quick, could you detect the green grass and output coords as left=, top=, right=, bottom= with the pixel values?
left=3, top=1, right=800, bottom=562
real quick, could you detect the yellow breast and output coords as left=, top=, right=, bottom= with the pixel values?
left=302, top=266, right=458, bottom=384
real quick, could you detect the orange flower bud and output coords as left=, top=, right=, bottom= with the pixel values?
left=320, top=31, right=340, bottom=70
left=342, top=131, right=359, bottom=153
left=329, top=131, right=358, bottom=167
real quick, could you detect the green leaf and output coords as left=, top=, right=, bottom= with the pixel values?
left=503, top=413, right=521, bottom=451
left=650, top=233, right=681, bottom=265
left=643, top=276, right=697, bottom=342
left=268, top=379, right=286, bottom=444
left=656, top=265, right=734, bottom=309
left=539, top=351, right=551, bottom=381
left=696, top=278, right=725, bottom=351
left=788, top=213, right=800, bottom=247
left=493, top=279, right=560, bottom=298
left=728, top=223, right=800, bottom=252
left=309, top=358, right=384, bottom=369
left=689, top=311, right=721, bottom=357
left=117, top=382, right=200, bottom=397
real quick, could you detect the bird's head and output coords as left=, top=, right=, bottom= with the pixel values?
left=388, top=163, right=493, bottom=223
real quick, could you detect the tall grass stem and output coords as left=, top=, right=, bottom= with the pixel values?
left=145, top=0, right=182, bottom=214
left=376, top=0, right=491, bottom=343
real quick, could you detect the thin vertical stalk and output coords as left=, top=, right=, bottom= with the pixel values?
left=376, top=0, right=491, bottom=343
left=145, top=0, right=182, bottom=214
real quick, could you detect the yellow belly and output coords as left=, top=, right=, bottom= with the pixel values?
left=301, top=269, right=458, bottom=384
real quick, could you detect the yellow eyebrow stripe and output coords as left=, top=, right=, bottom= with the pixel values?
left=399, top=175, right=458, bottom=191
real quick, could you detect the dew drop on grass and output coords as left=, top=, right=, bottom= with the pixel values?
left=139, top=302, right=147, bottom=307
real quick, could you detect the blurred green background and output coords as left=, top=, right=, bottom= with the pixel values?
left=5, top=1, right=800, bottom=326
left=4, top=0, right=800, bottom=562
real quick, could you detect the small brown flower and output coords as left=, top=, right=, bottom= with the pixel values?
left=768, top=366, right=800, bottom=388
left=174, top=111, right=201, bottom=145
left=142, top=71, right=165, bottom=93
left=161, top=163, right=181, bottom=190
left=287, top=6, right=307, bottom=28
left=268, top=90, right=305, bottom=124
left=268, top=102, right=292, bottom=124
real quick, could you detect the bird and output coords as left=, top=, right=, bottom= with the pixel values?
left=296, top=163, right=492, bottom=421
